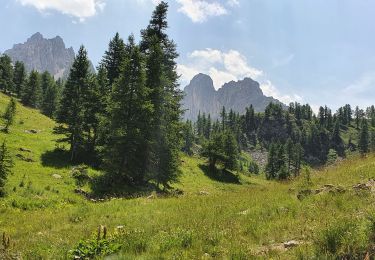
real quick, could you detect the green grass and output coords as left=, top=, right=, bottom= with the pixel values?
left=0, top=93, right=374, bottom=259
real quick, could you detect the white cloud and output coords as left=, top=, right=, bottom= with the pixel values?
left=178, top=48, right=262, bottom=88
left=178, top=48, right=303, bottom=104
left=135, top=0, right=161, bottom=5
left=260, top=80, right=302, bottom=104
left=338, top=72, right=375, bottom=107
left=16, top=0, right=105, bottom=22
left=176, top=0, right=227, bottom=23
left=227, top=0, right=239, bottom=7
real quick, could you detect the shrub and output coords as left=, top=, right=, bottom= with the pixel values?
left=71, top=165, right=91, bottom=187
left=70, top=226, right=121, bottom=258
left=314, top=219, right=370, bottom=259
left=327, top=149, right=338, bottom=165
left=248, top=161, right=260, bottom=174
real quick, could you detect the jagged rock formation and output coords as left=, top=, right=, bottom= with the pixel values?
left=4, top=32, right=94, bottom=79
left=182, top=73, right=286, bottom=120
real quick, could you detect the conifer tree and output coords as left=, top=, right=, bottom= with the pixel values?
left=101, top=32, right=126, bottom=86
left=21, top=70, right=41, bottom=108
left=0, top=141, right=13, bottom=197
left=3, top=98, right=16, bottom=133
left=220, top=106, right=226, bottom=131
left=223, top=131, right=238, bottom=171
left=330, top=120, right=345, bottom=156
left=140, top=2, right=183, bottom=188
left=41, top=78, right=58, bottom=118
left=104, top=43, right=152, bottom=184
left=0, top=55, right=14, bottom=94
left=370, top=129, right=375, bottom=152
left=182, top=120, right=194, bottom=155
left=265, top=142, right=277, bottom=179
left=292, top=143, right=303, bottom=176
left=285, top=138, right=294, bottom=174
left=57, top=46, right=91, bottom=162
left=358, top=118, right=369, bottom=156
left=13, top=61, right=26, bottom=97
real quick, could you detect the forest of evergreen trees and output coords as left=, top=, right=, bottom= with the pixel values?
left=184, top=102, right=375, bottom=180
left=0, top=1, right=375, bottom=189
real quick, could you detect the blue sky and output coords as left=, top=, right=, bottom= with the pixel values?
left=1, top=0, right=375, bottom=111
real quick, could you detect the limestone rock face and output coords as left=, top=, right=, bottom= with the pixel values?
left=4, top=32, right=94, bottom=79
left=182, top=73, right=286, bottom=120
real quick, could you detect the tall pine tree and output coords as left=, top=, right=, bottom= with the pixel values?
left=57, top=46, right=91, bottom=162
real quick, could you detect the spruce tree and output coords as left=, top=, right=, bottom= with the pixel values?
left=41, top=79, right=58, bottom=118
left=370, top=129, right=375, bottom=152
left=3, top=98, right=16, bottom=133
left=223, top=131, right=238, bottom=171
left=265, top=142, right=277, bottom=179
left=0, top=141, right=13, bottom=197
left=358, top=118, right=369, bottom=156
left=57, top=46, right=91, bottom=162
left=101, top=32, right=126, bottom=86
left=182, top=120, right=194, bottom=155
left=13, top=61, right=26, bottom=97
left=21, top=70, right=41, bottom=108
left=104, top=43, right=152, bottom=185
left=141, top=2, right=183, bottom=188
left=0, top=55, right=14, bottom=94
left=330, top=120, right=345, bottom=156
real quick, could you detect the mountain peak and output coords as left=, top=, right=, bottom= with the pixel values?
left=5, top=33, right=76, bottom=79
left=28, top=32, right=44, bottom=42
left=182, top=74, right=285, bottom=120
left=188, top=73, right=215, bottom=90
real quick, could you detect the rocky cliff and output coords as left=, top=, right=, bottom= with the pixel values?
left=4, top=32, right=93, bottom=79
left=182, top=73, right=285, bottom=120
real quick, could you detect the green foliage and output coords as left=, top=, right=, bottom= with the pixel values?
left=0, top=55, right=14, bottom=94
left=13, top=61, right=26, bottom=97
left=248, top=160, right=259, bottom=174
left=201, top=131, right=239, bottom=171
left=0, top=141, right=13, bottom=197
left=21, top=70, right=41, bottom=108
left=327, top=149, right=338, bottom=164
left=3, top=98, right=16, bottom=133
left=314, top=219, right=371, bottom=259
left=71, top=165, right=90, bottom=187
left=40, top=71, right=58, bottom=118
left=56, top=46, right=92, bottom=162
left=266, top=142, right=287, bottom=180
left=103, top=42, right=152, bottom=185
left=358, top=118, right=369, bottom=156
left=70, top=227, right=121, bottom=259
left=330, top=120, right=345, bottom=156
left=101, top=32, right=126, bottom=86
left=182, top=120, right=194, bottom=155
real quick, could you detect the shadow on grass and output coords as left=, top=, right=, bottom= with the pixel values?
left=89, top=174, right=183, bottom=199
left=199, top=164, right=240, bottom=184
left=41, top=149, right=71, bottom=169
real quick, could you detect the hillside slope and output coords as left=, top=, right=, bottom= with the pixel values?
left=0, top=93, right=374, bottom=259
